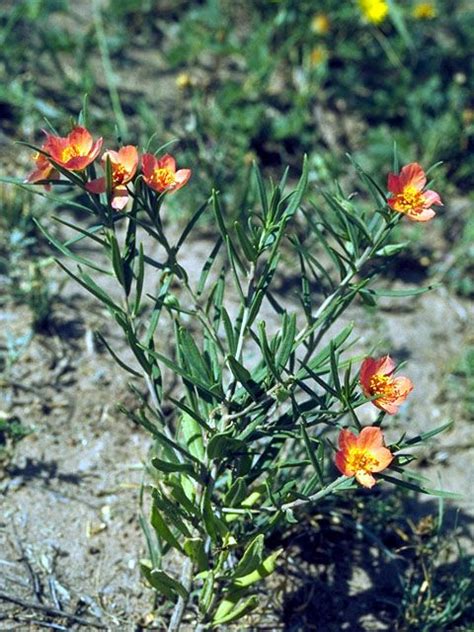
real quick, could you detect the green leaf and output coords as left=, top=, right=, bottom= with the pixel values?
left=258, top=322, right=280, bottom=381
left=95, top=331, right=141, bottom=377
left=281, top=154, right=308, bottom=220
left=296, top=323, right=354, bottom=378
left=169, top=397, right=211, bottom=432
left=233, top=534, right=264, bottom=578
left=369, top=285, right=440, bottom=297
left=154, top=492, right=192, bottom=537
left=104, top=153, right=113, bottom=198
left=150, top=496, right=183, bottom=552
left=253, top=162, right=269, bottom=219
left=142, top=564, right=189, bottom=601
left=56, top=261, right=124, bottom=313
left=176, top=199, right=209, bottom=250
left=198, top=570, right=215, bottom=614
left=178, top=327, right=212, bottom=386
left=387, top=0, right=412, bottom=48
left=180, top=412, right=205, bottom=461
left=207, top=432, right=246, bottom=460
left=276, top=312, right=296, bottom=371
left=145, top=347, right=224, bottom=402
left=212, top=595, right=259, bottom=626
left=227, top=355, right=262, bottom=400
left=183, top=537, right=208, bottom=572
left=378, top=473, right=462, bottom=499
left=52, top=215, right=107, bottom=247
left=208, top=273, right=225, bottom=332
left=300, top=421, right=324, bottom=486
left=139, top=511, right=160, bottom=568
left=234, top=220, right=257, bottom=261
left=359, top=288, right=377, bottom=307
left=224, top=477, right=248, bottom=507
left=231, top=548, right=283, bottom=588
left=108, top=232, right=126, bottom=287
left=347, top=155, right=387, bottom=208
left=201, top=488, right=228, bottom=542
left=375, top=242, right=409, bottom=257
left=222, top=308, right=237, bottom=355
left=151, top=457, right=202, bottom=482
left=167, top=477, right=200, bottom=517
left=133, top=242, right=145, bottom=315
left=35, top=220, right=111, bottom=274
left=197, top=238, right=223, bottom=296
left=401, top=420, right=453, bottom=447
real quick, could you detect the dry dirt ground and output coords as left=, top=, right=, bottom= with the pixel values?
left=0, top=213, right=473, bottom=631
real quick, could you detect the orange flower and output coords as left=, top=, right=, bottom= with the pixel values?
left=335, top=426, right=393, bottom=488
left=43, top=126, right=103, bottom=171
left=86, top=145, right=139, bottom=210
left=142, top=153, right=191, bottom=193
left=387, top=162, right=443, bottom=222
left=25, top=146, right=59, bottom=190
left=360, top=355, right=413, bottom=415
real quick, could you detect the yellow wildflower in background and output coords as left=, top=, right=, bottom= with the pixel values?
left=412, top=2, right=437, bottom=19
left=310, top=45, right=328, bottom=67
left=311, top=13, right=330, bottom=35
left=358, top=0, right=389, bottom=24
left=176, top=72, right=192, bottom=89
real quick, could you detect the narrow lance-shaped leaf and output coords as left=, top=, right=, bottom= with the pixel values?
left=35, top=220, right=111, bottom=274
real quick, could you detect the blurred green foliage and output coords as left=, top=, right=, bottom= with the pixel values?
left=1, top=0, right=471, bottom=300
left=1, top=0, right=472, bottom=189
left=0, top=184, right=58, bottom=330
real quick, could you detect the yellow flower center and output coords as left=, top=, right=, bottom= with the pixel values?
left=393, top=185, right=424, bottom=214
left=347, top=449, right=379, bottom=473
left=60, top=144, right=81, bottom=163
left=369, top=374, right=398, bottom=399
left=153, top=167, right=175, bottom=188
left=112, top=163, right=127, bottom=185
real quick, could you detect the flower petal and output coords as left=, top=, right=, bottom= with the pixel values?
left=118, top=145, right=139, bottom=175
left=399, top=162, right=426, bottom=191
left=358, top=426, right=384, bottom=450
left=88, top=138, right=104, bottom=163
left=423, top=190, right=443, bottom=206
left=338, top=428, right=357, bottom=451
left=374, top=399, right=399, bottom=415
left=62, top=155, right=94, bottom=171
left=68, top=126, right=93, bottom=153
left=335, top=450, right=353, bottom=477
left=393, top=376, right=414, bottom=400
left=141, top=152, right=158, bottom=178
left=355, top=470, right=376, bottom=488
left=407, top=208, right=436, bottom=222
left=158, top=154, right=176, bottom=172
left=377, top=355, right=396, bottom=376
left=369, top=447, right=394, bottom=472
left=86, top=177, right=106, bottom=194
left=171, top=168, right=191, bottom=191
left=387, top=173, right=402, bottom=195
left=111, top=186, right=130, bottom=210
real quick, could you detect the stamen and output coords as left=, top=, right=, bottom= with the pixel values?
left=153, top=167, right=175, bottom=188
left=347, top=450, right=379, bottom=472
left=393, top=185, right=424, bottom=214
